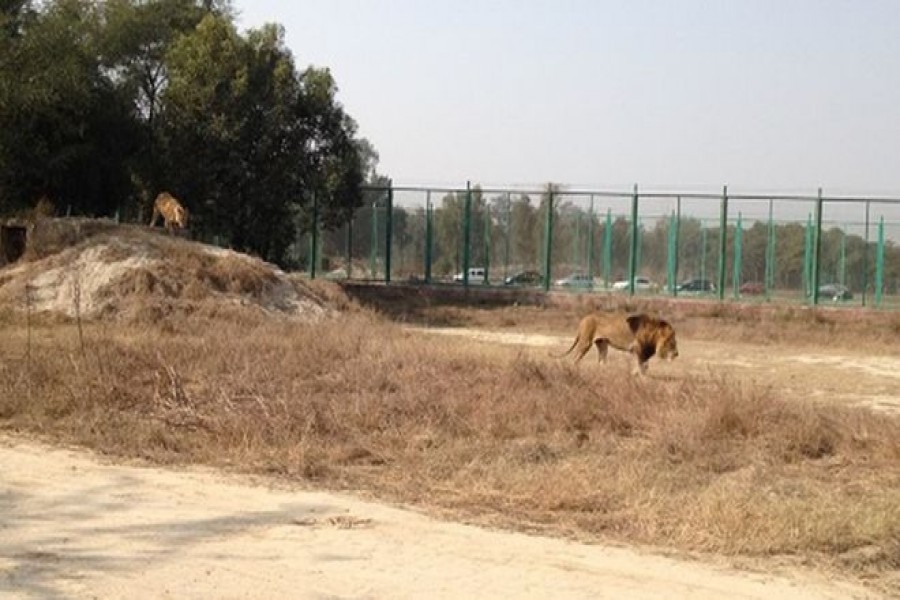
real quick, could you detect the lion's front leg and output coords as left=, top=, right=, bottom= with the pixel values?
left=630, top=348, right=649, bottom=376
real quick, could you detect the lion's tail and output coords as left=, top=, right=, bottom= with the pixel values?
left=548, top=337, right=578, bottom=359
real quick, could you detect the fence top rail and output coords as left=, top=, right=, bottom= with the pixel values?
left=363, top=185, right=900, bottom=205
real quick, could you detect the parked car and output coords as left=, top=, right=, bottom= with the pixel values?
left=818, top=283, right=852, bottom=301
left=612, top=276, right=656, bottom=292
left=453, top=267, right=487, bottom=284
left=739, top=281, right=765, bottom=296
left=504, top=270, right=543, bottom=286
left=555, top=273, right=594, bottom=289
left=676, top=278, right=716, bottom=294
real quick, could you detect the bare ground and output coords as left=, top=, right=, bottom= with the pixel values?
left=0, top=437, right=880, bottom=600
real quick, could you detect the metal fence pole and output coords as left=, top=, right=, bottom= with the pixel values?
left=504, top=192, right=511, bottom=279
left=673, top=196, right=681, bottom=296
left=765, top=199, right=775, bottom=300
left=733, top=212, right=743, bottom=299
left=385, top=180, right=393, bottom=283
left=573, top=212, right=581, bottom=271
left=370, top=199, right=378, bottom=279
left=345, top=215, right=353, bottom=280
left=717, top=185, right=728, bottom=301
left=838, top=227, right=846, bottom=286
left=424, top=190, right=433, bottom=284
left=700, top=226, right=707, bottom=284
left=603, top=208, right=612, bottom=289
left=542, top=188, right=554, bottom=292
left=628, top=184, right=639, bottom=296
left=587, top=195, right=595, bottom=282
left=309, top=189, right=318, bottom=279
left=876, top=216, right=885, bottom=307
left=463, top=181, right=472, bottom=287
left=667, top=211, right=676, bottom=294
left=484, top=195, right=491, bottom=284
left=803, top=213, right=813, bottom=299
left=811, top=188, right=823, bottom=305
left=862, top=200, right=870, bottom=307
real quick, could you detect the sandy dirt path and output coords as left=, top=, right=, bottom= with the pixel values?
left=0, top=437, right=879, bottom=600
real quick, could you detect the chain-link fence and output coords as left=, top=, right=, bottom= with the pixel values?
left=304, top=184, right=900, bottom=309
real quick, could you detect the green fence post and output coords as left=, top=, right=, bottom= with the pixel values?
left=573, top=212, right=581, bottom=271
left=384, top=179, right=393, bottom=283
left=733, top=212, right=743, bottom=299
left=309, top=189, right=318, bottom=279
left=504, top=192, right=511, bottom=279
left=542, top=187, right=554, bottom=292
left=700, top=225, right=707, bottom=284
left=587, top=195, right=595, bottom=282
left=838, top=226, right=846, bottom=286
left=370, top=198, right=378, bottom=279
left=875, top=216, right=885, bottom=307
left=803, top=214, right=812, bottom=299
left=862, top=201, right=870, bottom=307
left=765, top=199, right=775, bottom=300
left=463, top=181, right=472, bottom=287
left=811, top=188, right=823, bottom=305
left=673, top=196, right=681, bottom=296
left=604, top=208, right=612, bottom=289
left=635, top=220, right=643, bottom=279
left=717, top=185, right=728, bottom=301
left=484, top=196, right=491, bottom=284
left=667, top=211, right=676, bottom=295
left=424, top=190, right=433, bottom=284
left=628, top=184, right=639, bottom=296
left=345, top=215, right=353, bottom=279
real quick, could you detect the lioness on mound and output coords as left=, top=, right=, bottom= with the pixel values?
left=553, top=312, right=678, bottom=374
left=150, top=192, right=188, bottom=233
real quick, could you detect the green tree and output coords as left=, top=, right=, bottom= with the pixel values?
left=0, top=0, right=137, bottom=215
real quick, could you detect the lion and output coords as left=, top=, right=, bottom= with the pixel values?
left=552, top=312, right=678, bottom=375
left=150, top=192, right=188, bottom=233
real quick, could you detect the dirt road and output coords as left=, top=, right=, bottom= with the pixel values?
left=0, top=437, right=879, bottom=600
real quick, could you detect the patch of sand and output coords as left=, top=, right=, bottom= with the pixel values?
left=0, top=437, right=878, bottom=600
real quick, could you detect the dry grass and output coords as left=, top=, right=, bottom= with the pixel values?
left=376, top=298, right=900, bottom=351
left=1, top=305, right=898, bottom=589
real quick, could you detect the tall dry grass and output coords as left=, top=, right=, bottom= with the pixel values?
left=1, top=307, right=899, bottom=587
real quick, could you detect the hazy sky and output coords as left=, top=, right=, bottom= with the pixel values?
left=233, top=1, right=900, bottom=199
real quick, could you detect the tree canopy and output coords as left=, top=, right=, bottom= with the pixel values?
left=0, top=0, right=380, bottom=265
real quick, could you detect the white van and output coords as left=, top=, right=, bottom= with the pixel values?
left=453, top=267, right=487, bottom=284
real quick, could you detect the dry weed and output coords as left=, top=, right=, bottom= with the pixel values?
left=0, top=309, right=898, bottom=588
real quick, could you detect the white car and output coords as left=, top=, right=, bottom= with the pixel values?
left=554, top=273, right=594, bottom=289
left=612, top=276, right=655, bottom=291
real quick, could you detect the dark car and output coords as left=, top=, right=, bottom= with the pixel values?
left=739, top=281, right=765, bottom=296
left=504, top=270, right=543, bottom=286
left=676, top=278, right=715, bottom=294
left=818, top=283, right=852, bottom=301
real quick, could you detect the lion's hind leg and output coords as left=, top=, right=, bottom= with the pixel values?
left=593, top=338, right=609, bottom=363
left=573, top=337, right=594, bottom=363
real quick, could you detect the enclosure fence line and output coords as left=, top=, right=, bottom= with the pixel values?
left=302, top=182, right=899, bottom=309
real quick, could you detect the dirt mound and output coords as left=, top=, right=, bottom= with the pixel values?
left=0, top=218, right=340, bottom=323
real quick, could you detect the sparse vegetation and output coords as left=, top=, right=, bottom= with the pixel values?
left=1, top=224, right=899, bottom=595
left=1, top=307, right=898, bottom=589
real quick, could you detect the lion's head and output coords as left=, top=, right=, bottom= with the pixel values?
left=627, top=314, right=679, bottom=362
left=172, top=204, right=188, bottom=228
